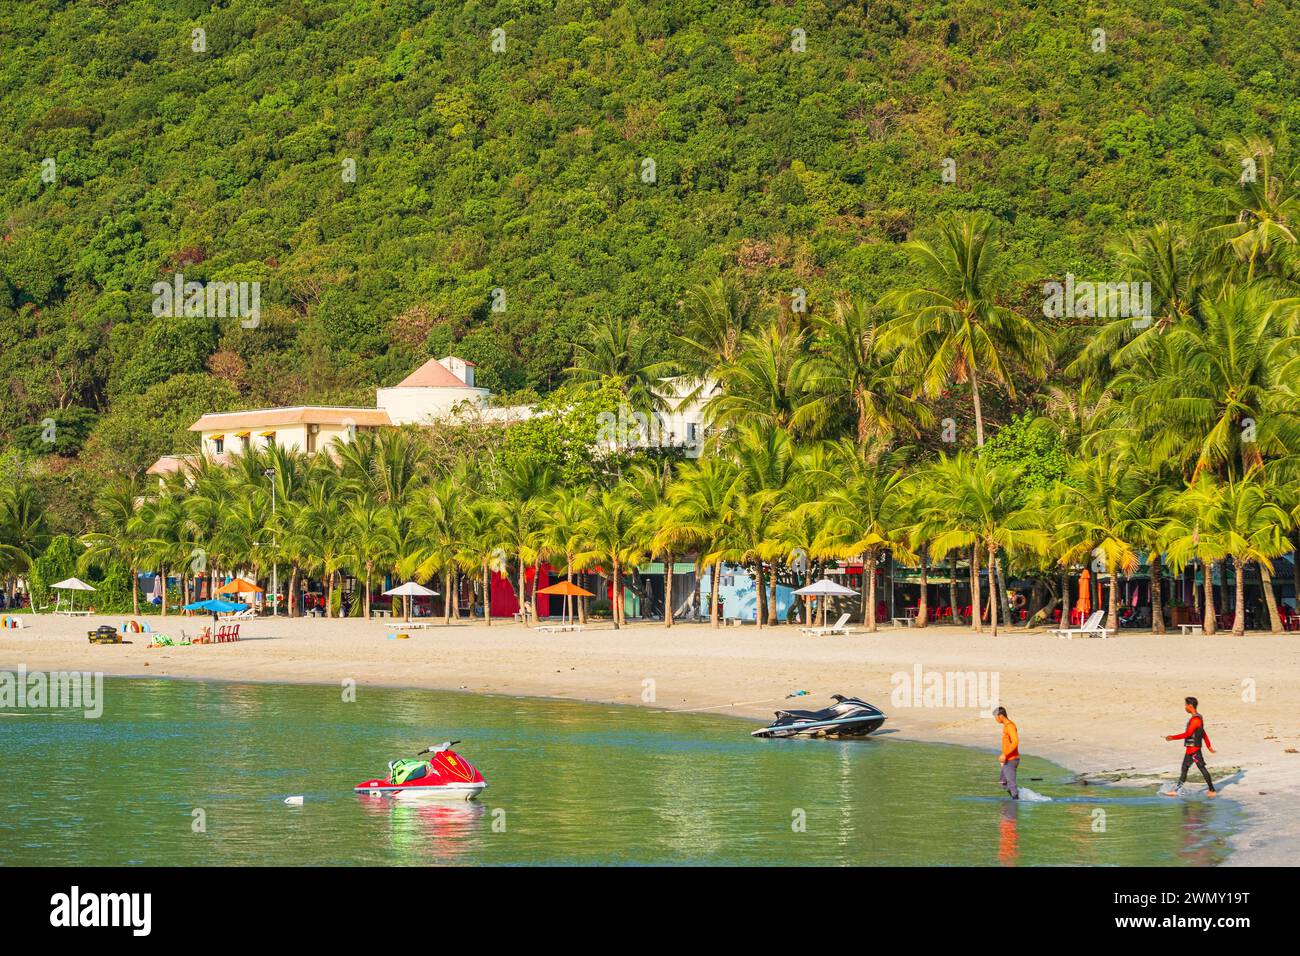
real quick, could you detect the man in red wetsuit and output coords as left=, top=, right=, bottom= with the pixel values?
left=1162, top=696, right=1217, bottom=797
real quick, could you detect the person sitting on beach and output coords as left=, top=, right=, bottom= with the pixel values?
left=1163, top=696, right=1217, bottom=798
left=994, top=706, right=1019, bottom=800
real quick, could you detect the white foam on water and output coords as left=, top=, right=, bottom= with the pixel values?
left=1017, top=786, right=1053, bottom=802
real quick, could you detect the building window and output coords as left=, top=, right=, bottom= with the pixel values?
left=240, top=434, right=250, bottom=452
left=262, top=431, right=276, bottom=448
left=212, top=438, right=224, bottom=455
left=306, top=428, right=317, bottom=454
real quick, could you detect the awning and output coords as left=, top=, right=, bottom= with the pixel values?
left=259, top=430, right=276, bottom=437
left=208, top=434, right=224, bottom=441
left=234, top=430, right=250, bottom=438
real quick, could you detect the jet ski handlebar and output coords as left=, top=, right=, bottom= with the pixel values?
left=418, top=741, right=460, bottom=756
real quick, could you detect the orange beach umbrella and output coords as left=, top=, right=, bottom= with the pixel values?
left=536, top=581, right=593, bottom=625
left=1075, top=568, right=1092, bottom=619
left=217, top=578, right=264, bottom=596
left=537, top=581, right=594, bottom=597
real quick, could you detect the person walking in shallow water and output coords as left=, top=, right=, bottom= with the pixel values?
left=994, top=706, right=1019, bottom=800
left=1163, top=696, right=1217, bottom=798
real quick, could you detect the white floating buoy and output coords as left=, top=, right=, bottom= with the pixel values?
left=284, top=795, right=304, bottom=805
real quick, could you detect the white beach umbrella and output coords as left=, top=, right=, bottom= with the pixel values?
left=793, top=578, right=856, bottom=628
left=51, top=577, right=96, bottom=615
left=383, top=582, right=439, bottom=622
left=52, top=577, right=96, bottom=591
left=792, top=579, right=858, bottom=597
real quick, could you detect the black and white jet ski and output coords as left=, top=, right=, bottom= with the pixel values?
left=751, top=695, right=887, bottom=738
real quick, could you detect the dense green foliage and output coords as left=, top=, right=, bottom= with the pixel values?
left=4, top=0, right=1300, bottom=468
left=4, top=2, right=1300, bottom=639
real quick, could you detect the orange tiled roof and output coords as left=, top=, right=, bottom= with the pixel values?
left=189, top=407, right=391, bottom=432
left=394, top=358, right=474, bottom=388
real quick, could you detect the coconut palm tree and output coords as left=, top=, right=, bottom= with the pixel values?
left=809, top=442, right=910, bottom=632
left=923, top=453, right=1047, bottom=636
left=1050, top=454, right=1148, bottom=633
left=1206, top=136, right=1300, bottom=285
left=807, top=297, right=932, bottom=450
left=78, top=480, right=140, bottom=613
left=1134, top=284, right=1300, bottom=480
left=580, top=488, right=643, bottom=628
left=1071, top=222, right=1213, bottom=376
left=880, top=212, right=1047, bottom=446
left=569, top=314, right=675, bottom=419
left=539, top=487, right=593, bottom=623
left=341, top=499, right=398, bottom=618
left=674, top=277, right=769, bottom=386
left=705, top=322, right=830, bottom=440
left=409, top=476, right=466, bottom=623
left=661, top=457, right=740, bottom=627
left=456, top=497, right=505, bottom=625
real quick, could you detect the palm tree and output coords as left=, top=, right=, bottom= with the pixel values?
left=569, top=314, right=675, bottom=418
left=1168, top=472, right=1290, bottom=635
left=809, top=442, right=909, bottom=632
left=457, top=497, right=503, bottom=625
left=1133, top=285, right=1300, bottom=480
left=674, top=277, right=768, bottom=385
left=1164, top=476, right=1231, bottom=635
left=1050, top=455, right=1147, bottom=633
left=1206, top=136, right=1300, bottom=285
left=705, top=322, right=830, bottom=439
left=580, top=488, right=642, bottom=628
left=539, top=487, right=593, bottom=623
left=79, top=480, right=142, bottom=614
left=808, top=297, right=932, bottom=450
left=625, top=462, right=680, bottom=626
left=409, top=477, right=465, bottom=623
left=341, top=499, right=397, bottom=618
left=732, top=426, right=803, bottom=624
left=1071, top=222, right=1213, bottom=376
left=923, top=453, right=1047, bottom=635
left=661, top=457, right=740, bottom=627
left=880, top=212, right=1047, bottom=446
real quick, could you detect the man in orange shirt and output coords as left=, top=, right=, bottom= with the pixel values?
left=1163, top=696, right=1217, bottom=797
left=994, top=706, right=1019, bottom=800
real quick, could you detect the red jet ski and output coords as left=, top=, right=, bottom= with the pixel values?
left=354, top=741, right=487, bottom=801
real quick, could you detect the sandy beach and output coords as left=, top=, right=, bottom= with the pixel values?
left=4, top=613, right=1298, bottom=865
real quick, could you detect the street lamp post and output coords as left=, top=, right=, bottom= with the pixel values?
left=264, top=468, right=278, bottom=616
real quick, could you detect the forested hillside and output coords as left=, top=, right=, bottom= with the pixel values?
left=1, top=0, right=1298, bottom=523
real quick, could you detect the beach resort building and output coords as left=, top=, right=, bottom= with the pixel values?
left=146, top=355, right=523, bottom=479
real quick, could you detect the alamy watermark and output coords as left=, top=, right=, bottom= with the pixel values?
left=152, top=272, right=261, bottom=328
left=890, top=663, right=1000, bottom=715
left=1042, top=275, right=1152, bottom=328
left=597, top=403, right=702, bottom=454
left=1, top=666, right=104, bottom=718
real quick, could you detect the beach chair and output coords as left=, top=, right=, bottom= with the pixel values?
left=800, top=613, right=855, bottom=637
left=1049, top=609, right=1110, bottom=640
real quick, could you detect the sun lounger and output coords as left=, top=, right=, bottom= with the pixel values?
left=1049, top=609, right=1110, bottom=639
left=384, top=620, right=436, bottom=629
left=533, top=623, right=585, bottom=633
left=800, top=613, right=857, bottom=637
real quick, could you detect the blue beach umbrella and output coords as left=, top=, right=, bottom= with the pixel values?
left=183, top=599, right=249, bottom=623
left=182, top=599, right=247, bottom=613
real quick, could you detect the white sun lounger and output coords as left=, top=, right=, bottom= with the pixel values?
left=1049, top=609, right=1111, bottom=640
left=800, top=613, right=857, bottom=637
left=533, top=623, right=585, bottom=633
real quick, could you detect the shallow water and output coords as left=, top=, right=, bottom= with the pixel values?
left=0, top=679, right=1239, bottom=865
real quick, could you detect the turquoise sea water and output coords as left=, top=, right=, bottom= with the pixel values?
left=0, top=678, right=1239, bottom=865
